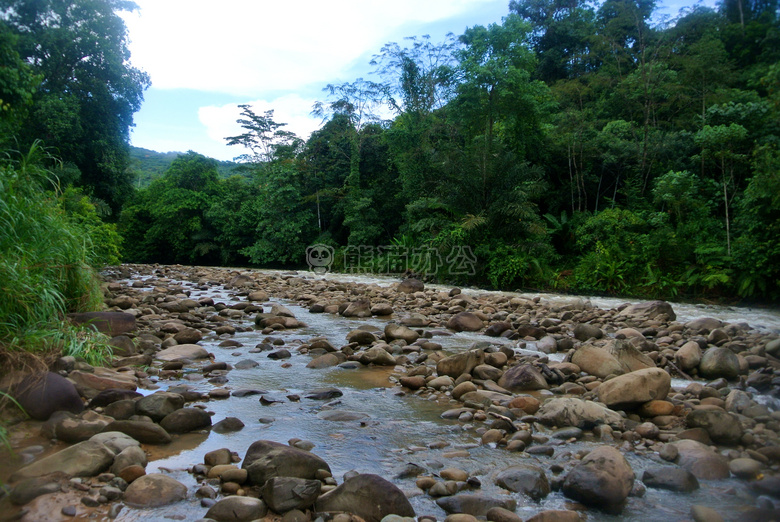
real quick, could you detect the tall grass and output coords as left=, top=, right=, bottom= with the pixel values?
left=0, top=142, right=110, bottom=369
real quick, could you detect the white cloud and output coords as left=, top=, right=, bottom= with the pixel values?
left=122, top=0, right=499, bottom=97
left=198, top=94, right=323, bottom=160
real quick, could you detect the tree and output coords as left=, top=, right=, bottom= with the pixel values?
left=118, top=152, right=221, bottom=263
left=0, top=25, right=40, bottom=142
left=694, top=123, right=749, bottom=255
left=1, top=0, right=150, bottom=213
left=225, top=104, right=303, bottom=163
left=313, top=78, right=387, bottom=245
left=510, top=0, right=598, bottom=82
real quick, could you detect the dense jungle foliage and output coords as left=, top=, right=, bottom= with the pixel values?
left=2, top=0, right=780, bottom=306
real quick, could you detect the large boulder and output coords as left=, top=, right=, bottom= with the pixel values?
left=494, top=464, right=550, bottom=500
left=136, top=392, right=185, bottom=422
left=43, top=410, right=113, bottom=442
left=357, top=346, right=396, bottom=366
left=159, top=407, right=212, bottom=433
left=11, top=440, right=114, bottom=481
left=155, top=344, right=210, bottom=362
left=398, top=278, right=424, bottom=293
left=685, top=409, right=743, bottom=445
left=617, top=300, right=676, bottom=321
left=562, top=446, right=635, bottom=514
left=102, top=420, right=172, bottom=444
left=497, top=364, right=549, bottom=391
left=206, top=496, right=268, bottom=521
left=241, top=440, right=330, bottom=486
left=685, top=317, right=723, bottom=333
left=573, top=323, right=603, bottom=341
left=123, top=473, right=187, bottom=507
left=571, top=345, right=624, bottom=379
left=315, top=474, right=414, bottom=522
left=341, top=300, right=372, bottom=318
left=260, top=477, right=320, bottom=513
left=537, top=398, right=624, bottom=430
left=447, top=312, right=484, bottom=332
left=437, top=349, right=484, bottom=379
left=110, top=445, right=148, bottom=475
left=675, top=341, right=703, bottom=371
left=435, top=493, right=516, bottom=517
left=642, top=467, right=699, bottom=492
left=608, top=339, right=655, bottom=372
left=672, top=439, right=729, bottom=479
left=698, top=347, right=740, bottom=380
left=596, top=368, right=671, bottom=409
left=384, top=323, right=420, bottom=344
left=10, top=372, right=84, bottom=421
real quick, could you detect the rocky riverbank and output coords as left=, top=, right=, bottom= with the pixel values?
left=1, top=263, right=779, bottom=522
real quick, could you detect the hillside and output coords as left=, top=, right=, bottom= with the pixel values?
left=130, top=147, right=245, bottom=187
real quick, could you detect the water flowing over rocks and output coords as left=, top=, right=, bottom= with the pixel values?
left=2, top=263, right=779, bottom=522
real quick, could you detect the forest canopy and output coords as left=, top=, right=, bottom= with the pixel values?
left=2, top=0, right=779, bottom=301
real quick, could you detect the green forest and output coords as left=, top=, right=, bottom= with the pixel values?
left=2, top=0, right=780, bottom=329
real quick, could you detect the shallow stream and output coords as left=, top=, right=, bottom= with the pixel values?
left=4, top=268, right=778, bottom=521
left=113, top=268, right=779, bottom=521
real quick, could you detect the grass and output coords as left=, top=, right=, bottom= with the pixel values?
left=0, top=141, right=113, bottom=399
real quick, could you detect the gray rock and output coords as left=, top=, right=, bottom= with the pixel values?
left=205, top=496, right=268, bottom=521
left=357, top=346, right=396, bottom=366
left=11, top=440, right=114, bottom=481
left=436, top=493, right=516, bottom=517
left=398, top=278, right=424, bottom=293
left=642, top=467, right=699, bottom=492
left=242, top=440, right=331, bottom=486
left=89, top=431, right=140, bottom=454
left=110, top=445, right=147, bottom=475
left=571, top=345, right=624, bottom=379
left=562, top=446, right=634, bottom=514
left=437, top=349, right=484, bottom=378
left=596, top=368, right=671, bottom=408
left=159, top=407, right=212, bottom=433
left=618, top=300, right=676, bottom=321
left=10, top=372, right=84, bottom=421
left=135, top=392, right=185, bottom=422
left=494, top=465, right=550, bottom=500
left=260, top=477, right=320, bottom=513
left=384, top=323, right=420, bottom=344
left=342, top=300, right=373, bottom=318
left=497, top=364, right=549, bottom=391
left=102, top=420, right=172, bottom=444
left=573, top=323, right=603, bottom=341
left=212, top=417, right=245, bottom=433
left=675, top=341, right=703, bottom=371
left=672, top=439, right=729, bottom=480
left=123, top=473, right=187, bottom=507
left=537, top=398, right=624, bottom=430
left=685, top=409, right=742, bottom=445
left=447, top=312, right=484, bottom=332
left=316, top=474, right=415, bottom=522
left=10, top=477, right=61, bottom=505
left=698, top=347, right=740, bottom=380
left=155, top=344, right=210, bottom=362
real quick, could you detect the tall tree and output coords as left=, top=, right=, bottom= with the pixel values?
left=1, top=0, right=150, bottom=213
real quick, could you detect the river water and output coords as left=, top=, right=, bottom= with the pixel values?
left=108, top=269, right=779, bottom=521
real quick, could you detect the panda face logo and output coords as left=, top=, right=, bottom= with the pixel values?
left=306, top=244, right=334, bottom=274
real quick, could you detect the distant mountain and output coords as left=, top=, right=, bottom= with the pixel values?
left=130, top=147, right=246, bottom=188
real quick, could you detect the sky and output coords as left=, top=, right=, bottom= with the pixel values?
left=121, top=0, right=717, bottom=162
